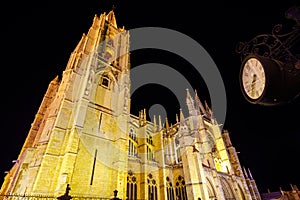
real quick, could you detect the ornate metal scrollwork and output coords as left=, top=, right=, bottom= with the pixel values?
left=236, top=5, right=300, bottom=66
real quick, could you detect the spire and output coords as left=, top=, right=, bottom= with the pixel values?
left=52, top=75, right=60, bottom=83
left=279, top=187, right=283, bottom=195
left=139, top=109, right=147, bottom=126
left=179, top=109, right=188, bottom=132
left=243, top=167, right=249, bottom=179
left=204, top=100, right=212, bottom=118
left=290, top=183, right=295, bottom=191
left=165, top=117, right=169, bottom=131
left=186, top=88, right=192, bottom=100
left=194, top=89, right=206, bottom=115
left=139, top=110, right=143, bottom=126
left=175, top=113, right=179, bottom=123
left=106, top=9, right=117, bottom=28
left=186, top=88, right=196, bottom=116
left=153, top=115, right=157, bottom=132
left=248, top=168, right=253, bottom=179
left=158, top=115, right=162, bottom=130
left=65, top=33, right=87, bottom=70
left=75, top=34, right=86, bottom=52
left=179, top=108, right=185, bottom=123
left=143, top=108, right=147, bottom=122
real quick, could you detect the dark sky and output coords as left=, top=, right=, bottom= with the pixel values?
left=1, top=0, right=300, bottom=194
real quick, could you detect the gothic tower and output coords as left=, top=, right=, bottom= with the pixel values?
left=0, top=9, right=261, bottom=200
left=0, top=10, right=130, bottom=198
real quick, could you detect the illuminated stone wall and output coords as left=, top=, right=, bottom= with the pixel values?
left=0, top=9, right=261, bottom=200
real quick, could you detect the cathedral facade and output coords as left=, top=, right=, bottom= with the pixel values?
left=0, top=10, right=261, bottom=200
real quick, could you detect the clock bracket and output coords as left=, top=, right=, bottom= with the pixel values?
left=236, top=5, right=300, bottom=68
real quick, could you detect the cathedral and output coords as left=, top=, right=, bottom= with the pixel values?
left=0, top=9, right=261, bottom=200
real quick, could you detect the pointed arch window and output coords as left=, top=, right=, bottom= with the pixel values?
left=220, top=177, right=236, bottom=200
left=129, top=128, right=137, bottom=142
left=147, top=146, right=154, bottom=161
left=147, top=133, right=153, bottom=145
left=100, top=74, right=110, bottom=88
left=146, top=132, right=154, bottom=161
left=127, top=171, right=137, bottom=200
left=128, top=128, right=138, bottom=157
left=147, top=174, right=158, bottom=200
left=175, top=137, right=182, bottom=163
left=107, top=38, right=114, bottom=47
left=166, top=177, right=175, bottom=200
left=175, top=176, right=187, bottom=200
left=237, top=184, right=246, bottom=200
left=206, top=178, right=217, bottom=199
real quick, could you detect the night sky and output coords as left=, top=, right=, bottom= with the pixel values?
left=1, top=0, right=300, bottom=194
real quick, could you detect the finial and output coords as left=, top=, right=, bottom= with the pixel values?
left=158, top=115, right=162, bottom=130
left=52, top=75, right=59, bottom=82
left=179, top=108, right=185, bottom=123
left=186, top=88, right=192, bottom=99
left=153, top=115, right=157, bottom=131
left=165, top=117, right=169, bottom=131
left=139, top=110, right=143, bottom=126
left=143, top=108, right=147, bottom=122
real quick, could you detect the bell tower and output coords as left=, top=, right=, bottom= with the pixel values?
left=0, top=10, right=131, bottom=198
left=1, top=7, right=262, bottom=200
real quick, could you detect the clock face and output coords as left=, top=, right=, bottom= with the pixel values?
left=241, top=57, right=266, bottom=100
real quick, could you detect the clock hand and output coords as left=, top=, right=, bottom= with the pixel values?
left=251, top=74, right=257, bottom=97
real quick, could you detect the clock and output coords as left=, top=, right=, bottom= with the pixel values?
left=239, top=55, right=285, bottom=105
left=241, top=57, right=266, bottom=100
